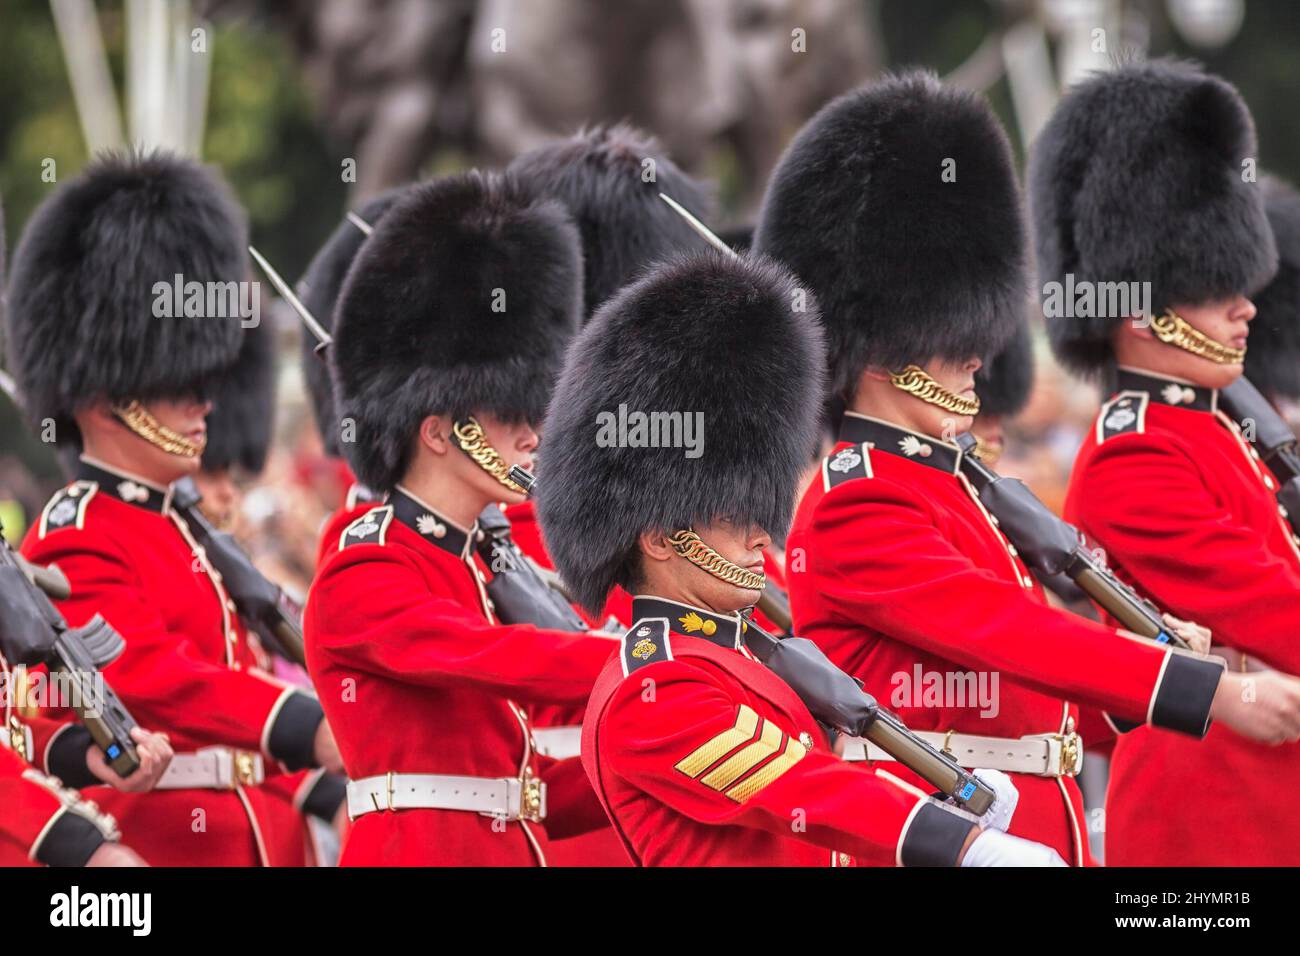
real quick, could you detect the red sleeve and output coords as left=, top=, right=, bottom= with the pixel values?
left=535, top=754, right=610, bottom=839
left=307, top=545, right=615, bottom=705
left=809, top=480, right=1182, bottom=725
left=24, top=526, right=302, bottom=755
left=1075, top=433, right=1300, bottom=675
left=597, top=658, right=968, bottom=866
left=0, top=747, right=64, bottom=861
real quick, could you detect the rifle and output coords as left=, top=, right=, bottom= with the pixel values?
left=1218, top=376, right=1300, bottom=535
left=954, top=432, right=1190, bottom=650
left=0, top=519, right=141, bottom=776
left=476, top=503, right=590, bottom=632
left=741, top=615, right=995, bottom=815
left=169, top=477, right=307, bottom=666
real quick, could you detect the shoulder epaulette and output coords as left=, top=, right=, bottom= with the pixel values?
left=822, top=442, right=873, bottom=492
left=339, top=505, right=394, bottom=550
left=1096, top=391, right=1149, bottom=444
left=620, top=618, right=672, bottom=678
left=37, top=481, right=97, bottom=538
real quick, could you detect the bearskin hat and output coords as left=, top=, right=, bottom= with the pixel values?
left=1245, top=176, right=1300, bottom=398
left=508, top=124, right=713, bottom=319
left=975, top=320, right=1035, bottom=418
left=331, top=170, right=583, bottom=493
left=201, top=317, right=278, bottom=475
left=1029, top=58, right=1277, bottom=378
left=298, top=190, right=405, bottom=456
left=754, top=71, right=1027, bottom=401
left=4, top=151, right=247, bottom=445
left=536, top=251, right=826, bottom=614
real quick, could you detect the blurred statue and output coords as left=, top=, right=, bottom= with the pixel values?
left=203, top=0, right=880, bottom=212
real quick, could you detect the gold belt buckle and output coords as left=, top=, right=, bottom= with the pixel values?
left=8, top=716, right=28, bottom=761
left=519, top=772, right=543, bottom=823
left=232, top=750, right=258, bottom=787
left=1051, top=732, right=1082, bottom=777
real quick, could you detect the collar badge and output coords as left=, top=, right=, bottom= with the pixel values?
left=899, top=435, right=933, bottom=458
left=116, top=480, right=149, bottom=503
left=416, top=513, right=447, bottom=538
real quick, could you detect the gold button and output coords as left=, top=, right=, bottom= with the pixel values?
left=837, top=852, right=851, bottom=866
left=1022, top=575, right=1034, bottom=587
left=1280, top=505, right=1289, bottom=518
left=799, top=732, right=814, bottom=750
left=1007, top=544, right=1018, bottom=557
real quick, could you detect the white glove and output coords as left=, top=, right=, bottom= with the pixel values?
left=972, top=768, right=1018, bottom=832
left=960, top=829, right=1068, bottom=867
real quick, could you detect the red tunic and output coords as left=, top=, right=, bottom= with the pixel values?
left=499, top=499, right=632, bottom=865
left=1065, top=369, right=1300, bottom=865
left=0, top=745, right=107, bottom=867
left=21, top=459, right=326, bottom=866
left=305, top=487, right=616, bottom=865
left=786, top=413, right=1222, bottom=865
left=583, top=597, right=978, bottom=866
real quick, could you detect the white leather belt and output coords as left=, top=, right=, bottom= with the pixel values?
left=531, top=725, right=582, bottom=759
left=840, top=729, right=1084, bottom=778
left=155, top=747, right=265, bottom=789
left=346, top=772, right=547, bottom=823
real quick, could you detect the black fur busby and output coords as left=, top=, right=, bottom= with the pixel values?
left=4, top=151, right=247, bottom=444
left=536, top=251, right=826, bottom=614
left=508, top=124, right=713, bottom=319
left=298, top=190, right=405, bottom=456
left=975, top=320, right=1035, bottom=418
left=331, top=170, right=583, bottom=493
left=201, top=317, right=277, bottom=475
left=1029, top=58, right=1277, bottom=378
left=1245, top=176, right=1300, bottom=399
left=754, top=71, right=1027, bottom=401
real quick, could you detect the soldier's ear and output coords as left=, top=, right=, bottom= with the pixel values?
left=638, top=529, right=676, bottom=564
left=416, top=415, right=453, bottom=456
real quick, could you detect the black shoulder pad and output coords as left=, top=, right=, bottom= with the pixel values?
left=1097, top=391, right=1148, bottom=444
left=339, top=505, right=394, bottom=550
left=621, top=618, right=672, bottom=678
left=38, top=481, right=98, bottom=538
left=822, top=443, right=872, bottom=492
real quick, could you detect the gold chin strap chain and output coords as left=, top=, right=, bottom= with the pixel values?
left=889, top=365, right=981, bottom=416
left=111, top=400, right=204, bottom=458
left=970, top=434, right=1004, bottom=466
left=1150, top=310, right=1245, bottom=365
left=667, top=530, right=767, bottom=592
left=451, top=417, right=527, bottom=495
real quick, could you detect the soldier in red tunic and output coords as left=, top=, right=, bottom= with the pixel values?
left=536, top=248, right=1066, bottom=865
left=1032, top=59, right=1300, bottom=864
left=195, top=317, right=348, bottom=865
left=5, top=152, right=342, bottom=866
left=756, top=71, right=1300, bottom=866
left=305, top=171, right=620, bottom=865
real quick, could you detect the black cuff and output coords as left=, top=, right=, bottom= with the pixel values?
left=267, top=693, right=325, bottom=771
left=900, top=801, right=976, bottom=867
left=46, top=725, right=99, bottom=790
left=301, top=771, right=347, bottom=821
left=1106, top=714, right=1141, bottom=734
left=1151, top=653, right=1223, bottom=738
left=35, top=811, right=106, bottom=867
